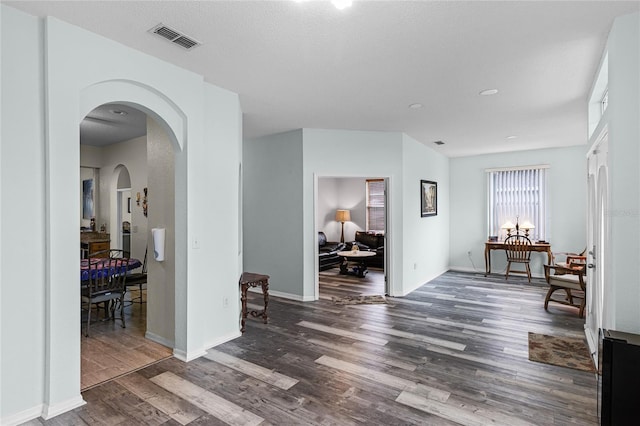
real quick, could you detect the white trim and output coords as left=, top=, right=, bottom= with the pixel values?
left=145, top=331, right=174, bottom=349
left=173, top=348, right=207, bottom=362
left=204, top=330, right=242, bottom=351
left=484, top=164, right=550, bottom=173
left=174, top=330, right=241, bottom=362
left=1, top=404, right=45, bottom=426
left=585, top=324, right=599, bottom=367
left=42, top=395, right=86, bottom=420
left=248, top=287, right=315, bottom=301
left=395, top=268, right=449, bottom=297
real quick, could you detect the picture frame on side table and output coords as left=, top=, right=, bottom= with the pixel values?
left=420, top=180, right=437, bottom=217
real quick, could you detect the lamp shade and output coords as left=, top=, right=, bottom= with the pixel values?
left=335, top=209, right=351, bottom=222
left=520, top=220, right=535, bottom=230
left=501, top=221, right=515, bottom=230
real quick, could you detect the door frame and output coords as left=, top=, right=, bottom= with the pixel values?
left=313, top=174, right=392, bottom=300
left=585, top=128, right=609, bottom=359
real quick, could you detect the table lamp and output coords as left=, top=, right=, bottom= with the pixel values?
left=335, top=209, right=351, bottom=243
left=501, top=220, right=516, bottom=237
left=520, top=221, right=535, bottom=238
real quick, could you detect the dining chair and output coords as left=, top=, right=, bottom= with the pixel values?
left=504, top=234, right=532, bottom=282
left=125, top=247, right=147, bottom=308
left=81, top=249, right=130, bottom=337
left=543, top=262, right=587, bottom=317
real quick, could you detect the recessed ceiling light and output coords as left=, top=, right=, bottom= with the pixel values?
left=332, top=0, right=353, bottom=10
left=506, top=135, right=518, bottom=140
left=110, top=109, right=128, bottom=116
left=408, top=103, right=423, bottom=109
left=479, top=89, right=499, bottom=96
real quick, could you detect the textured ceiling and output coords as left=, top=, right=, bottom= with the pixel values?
left=5, top=1, right=639, bottom=156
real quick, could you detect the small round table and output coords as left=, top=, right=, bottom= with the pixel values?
left=337, top=250, right=376, bottom=278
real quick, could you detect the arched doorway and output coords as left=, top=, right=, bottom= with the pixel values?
left=79, top=103, right=176, bottom=389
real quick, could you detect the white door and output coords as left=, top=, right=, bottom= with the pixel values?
left=585, top=131, right=609, bottom=359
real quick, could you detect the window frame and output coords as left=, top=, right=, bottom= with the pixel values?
left=486, top=165, right=549, bottom=241
left=366, top=179, right=385, bottom=233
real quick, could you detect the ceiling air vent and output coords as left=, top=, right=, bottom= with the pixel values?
left=150, top=24, right=201, bottom=50
left=434, top=141, right=445, bottom=146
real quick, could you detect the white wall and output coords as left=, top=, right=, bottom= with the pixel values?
left=1, top=6, right=242, bottom=424
left=317, top=177, right=367, bottom=243
left=402, top=134, right=450, bottom=294
left=303, top=129, right=450, bottom=298
left=244, top=128, right=449, bottom=300
left=317, top=177, right=339, bottom=240
left=1, top=6, right=47, bottom=421
left=91, top=135, right=148, bottom=261
left=146, top=117, right=176, bottom=345
left=450, top=146, right=587, bottom=276
left=602, top=12, right=640, bottom=334
left=243, top=130, right=305, bottom=299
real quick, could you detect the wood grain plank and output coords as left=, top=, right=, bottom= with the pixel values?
left=204, top=349, right=299, bottom=390
left=297, top=320, right=388, bottom=346
left=150, top=371, right=265, bottom=426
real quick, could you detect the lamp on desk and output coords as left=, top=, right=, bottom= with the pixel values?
left=520, top=221, right=535, bottom=238
left=335, top=209, right=351, bottom=243
left=501, top=220, right=516, bottom=237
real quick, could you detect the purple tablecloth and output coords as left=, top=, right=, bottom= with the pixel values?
left=81, top=257, right=142, bottom=281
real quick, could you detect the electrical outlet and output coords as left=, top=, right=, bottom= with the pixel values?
left=413, top=263, right=417, bottom=270
left=223, top=297, right=229, bottom=308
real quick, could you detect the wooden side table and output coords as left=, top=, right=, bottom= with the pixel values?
left=239, top=272, right=270, bottom=333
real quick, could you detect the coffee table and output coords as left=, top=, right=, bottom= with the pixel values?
left=337, top=250, right=376, bottom=278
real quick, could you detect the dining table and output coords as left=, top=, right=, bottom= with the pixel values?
left=81, top=257, right=142, bottom=282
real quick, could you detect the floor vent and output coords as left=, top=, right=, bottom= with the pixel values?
left=150, top=24, right=201, bottom=50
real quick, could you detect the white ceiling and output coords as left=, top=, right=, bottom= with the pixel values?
left=6, top=1, right=639, bottom=157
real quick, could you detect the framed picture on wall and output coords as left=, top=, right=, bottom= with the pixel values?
left=82, top=178, right=94, bottom=219
left=420, top=180, right=437, bottom=217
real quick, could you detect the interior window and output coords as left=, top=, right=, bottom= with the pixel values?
left=366, top=179, right=385, bottom=233
left=487, top=167, right=548, bottom=241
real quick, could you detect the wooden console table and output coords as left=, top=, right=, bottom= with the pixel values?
left=484, top=241, right=552, bottom=276
left=239, top=272, right=269, bottom=333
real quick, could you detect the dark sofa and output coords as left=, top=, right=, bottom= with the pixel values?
left=318, top=232, right=346, bottom=270
left=348, top=231, right=385, bottom=268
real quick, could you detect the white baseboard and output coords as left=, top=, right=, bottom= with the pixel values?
left=145, top=331, right=174, bottom=349
left=173, top=347, right=208, bottom=362
left=1, top=404, right=44, bottom=426
left=584, top=324, right=599, bottom=367
left=204, top=330, right=242, bottom=352
left=248, top=287, right=314, bottom=301
left=449, top=265, right=545, bottom=279
left=448, top=266, right=481, bottom=274
left=42, top=395, right=86, bottom=420
left=395, top=268, right=449, bottom=297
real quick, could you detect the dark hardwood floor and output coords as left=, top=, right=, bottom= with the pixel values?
left=27, top=269, right=597, bottom=425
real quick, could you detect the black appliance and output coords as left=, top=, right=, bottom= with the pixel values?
left=599, top=329, right=640, bottom=425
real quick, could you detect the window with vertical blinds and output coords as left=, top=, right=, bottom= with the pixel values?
left=366, top=179, right=385, bottom=232
left=487, top=166, right=548, bottom=241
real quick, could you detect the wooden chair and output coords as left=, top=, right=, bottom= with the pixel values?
left=543, top=262, right=586, bottom=317
left=504, top=234, right=532, bottom=282
left=81, top=249, right=130, bottom=337
left=125, top=247, right=147, bottom=308
left=552, top=248, right=587, bottom=273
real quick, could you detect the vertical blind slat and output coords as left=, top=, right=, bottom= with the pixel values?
left=489, top=168, right=546, bottom=240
